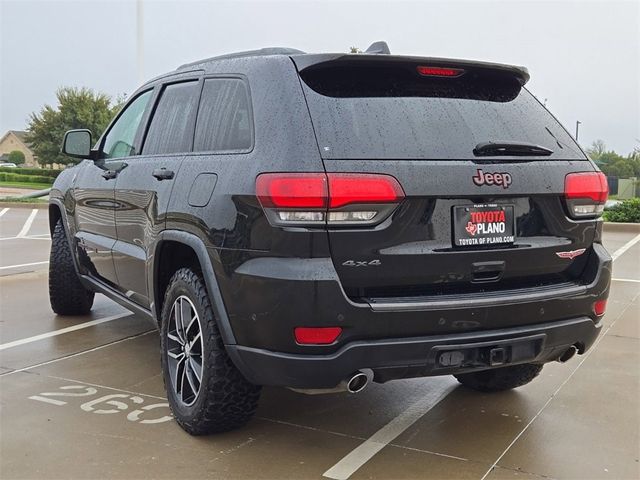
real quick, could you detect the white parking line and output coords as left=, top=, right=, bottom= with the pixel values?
left=323, top=379, right=457, bottom=480
left=611, top=232, right=640, bottom=261
left=0, top=260, right=49, bottom=271
left=0, top=207, right=9, bottom=218
left=0, top=330, right=155, bottom=377
left=16, top=209, right=38, bottom=237
left=0, top=235, right=51, bottom=241
left=612, top=278, right=640, bottom=283
left=0, top=312, right=131, bottom=351
left=28, top=395, right=67, bottom=406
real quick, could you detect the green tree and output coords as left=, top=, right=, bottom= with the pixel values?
left=349, top=46, right=362, bottom=53
left=586, top=139, right=606, bottom=161
left=25, top=87, right=122, bottom=167
left=605, top=160, right=634, bottom=178
left=7, top=150, right=25, bottom=165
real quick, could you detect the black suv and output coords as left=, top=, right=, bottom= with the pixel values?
left=50, top=44, right=611, bottom=435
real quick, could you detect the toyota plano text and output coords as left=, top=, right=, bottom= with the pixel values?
left=49, top=42, right=611, bottom=435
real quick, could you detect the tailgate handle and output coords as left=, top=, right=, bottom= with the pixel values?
left=471, top=261, right=505, bottom=283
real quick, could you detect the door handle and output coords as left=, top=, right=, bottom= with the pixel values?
left=101, top=170, right=118, bottom=180
left=152, top=168, right=175, bottom=181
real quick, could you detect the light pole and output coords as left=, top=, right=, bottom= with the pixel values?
left=575, top=120, right=581, bottom=142
left=137, top=0, right=144, bottom=84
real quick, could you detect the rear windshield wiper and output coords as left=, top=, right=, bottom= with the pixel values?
left=473, top=141, right=553, bottom=157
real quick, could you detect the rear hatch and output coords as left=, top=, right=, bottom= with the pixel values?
left=292, top=54, right=603, bottom=303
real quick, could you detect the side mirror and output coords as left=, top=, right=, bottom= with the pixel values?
left=62, top=129, right=92, bottom=159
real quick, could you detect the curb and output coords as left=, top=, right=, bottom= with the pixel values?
left=0, top=202, right=48, bottom=210
left=602, top=222, right=640, bottom=233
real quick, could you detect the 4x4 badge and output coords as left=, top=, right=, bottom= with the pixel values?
left=472, top=169, right=512, bottom=189
left=555, top=248, right=586, bottom=259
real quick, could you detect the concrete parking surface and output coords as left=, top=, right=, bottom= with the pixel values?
left=1, top=206, right=639, bottom=479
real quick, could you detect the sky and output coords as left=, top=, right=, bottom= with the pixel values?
left=1, top=0, right=638, bottom=154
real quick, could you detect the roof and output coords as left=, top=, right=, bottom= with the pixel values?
left=177, top=47, right=305, bottom=70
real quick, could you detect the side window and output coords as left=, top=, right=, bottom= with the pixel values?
left=193, top=79, right=253, bottom=152
left=102, top=90, right=153, bottom=159
left=142, top=81, right=200, bottom=155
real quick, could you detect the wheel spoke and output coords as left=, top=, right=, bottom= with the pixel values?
left=188, top=356, right=202, bottom=382
left=173, top=301, right=185, bottom=343
left=185, top=361, right=200, bottom=395
left=180, top=362, right=189, bottom=403
left=167, top=349, right=184, bottom=361
left=180, top=298, right=191, bottom=339
left=189, top=331, right=202, bottom=351
left=186, top=315, right=198, bottom=337
left=174, top=355, right=186, bottom=396
left=167, top=332, right=182, bottom=345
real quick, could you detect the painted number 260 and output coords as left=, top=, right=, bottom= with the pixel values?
left=29, top=385, right=172, bottom=425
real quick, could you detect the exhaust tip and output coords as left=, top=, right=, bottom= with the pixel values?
left=558, top=346, right=578, bottom=363
left=347, top=372, right=370, bottom=394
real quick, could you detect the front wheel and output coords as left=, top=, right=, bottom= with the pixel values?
left=454, top=364, right=543, bottom=392
left=49, top=219, right=94, bottom=315
left=160, top=267, right=261, bottom=435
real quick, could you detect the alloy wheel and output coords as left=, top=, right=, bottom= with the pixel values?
left=166, top=295, right=204, bottom=406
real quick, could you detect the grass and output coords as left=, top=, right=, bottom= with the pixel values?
left=0, top=197, right=47, bottom=203
left=0, top=181, right=52, bottom=190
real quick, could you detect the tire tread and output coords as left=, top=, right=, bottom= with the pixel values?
left=454, top=363, right=543, bottom=392
left=161, top=268, right=261, bottom=435
left=49, top=220, right=94, bottom=315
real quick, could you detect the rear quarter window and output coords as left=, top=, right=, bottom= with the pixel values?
left=193, top=78, right=253, bottom=153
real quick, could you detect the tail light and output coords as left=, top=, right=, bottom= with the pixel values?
left=564, top=172, right=608, bottom=218
left=256, top=173, right=404, bottom=226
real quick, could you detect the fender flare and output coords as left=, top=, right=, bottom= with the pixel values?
left=150, top=230, right=237, bottom=345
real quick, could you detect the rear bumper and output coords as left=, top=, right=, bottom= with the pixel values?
left=218, top=243, right=611, bottom=388
left=227, top=316, right=601, bottom=388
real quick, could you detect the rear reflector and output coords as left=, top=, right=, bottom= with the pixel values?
left=564, top=172, right=608, bottom=218
left=593, top=299, right=607, bottom=316
left=417, top=66, right=465, bottom=77
left=294, top=327, right=342, bottom=345
left=256, top=173, right=405, bottom=226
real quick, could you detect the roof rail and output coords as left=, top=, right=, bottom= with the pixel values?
left=177, top=47, right=306, bottom=69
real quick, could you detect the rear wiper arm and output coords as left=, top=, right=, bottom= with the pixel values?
left=473, top=141, right=553, bottom=157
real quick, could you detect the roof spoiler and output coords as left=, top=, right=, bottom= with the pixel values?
left=292, top=53, right=530, bottom=86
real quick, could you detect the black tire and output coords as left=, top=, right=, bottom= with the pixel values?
left=454, top=364, right=543, bottom=392
left=49, top=220, right=94, bottom=315
left=160, top=267, right=261, bottom=435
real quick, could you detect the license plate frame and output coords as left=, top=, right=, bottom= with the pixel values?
left=453, top=204, right=515, bottom=247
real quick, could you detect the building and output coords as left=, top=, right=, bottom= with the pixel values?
left=0, top=130, right=38, bottom=167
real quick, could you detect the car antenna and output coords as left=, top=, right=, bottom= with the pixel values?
left=364, top=41, right=390, bottom=54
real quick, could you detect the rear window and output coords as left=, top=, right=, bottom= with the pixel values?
left=143, top=81, right=199, bottom=155
left=299, top=63, right=585, bottom=160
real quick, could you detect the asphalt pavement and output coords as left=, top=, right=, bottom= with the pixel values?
left=1, top=206, right=638, bottom=479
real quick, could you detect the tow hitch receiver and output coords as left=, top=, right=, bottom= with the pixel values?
left=435, top=334, right=544, bottom=371
left=489, top=347, right=506, bottom=366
